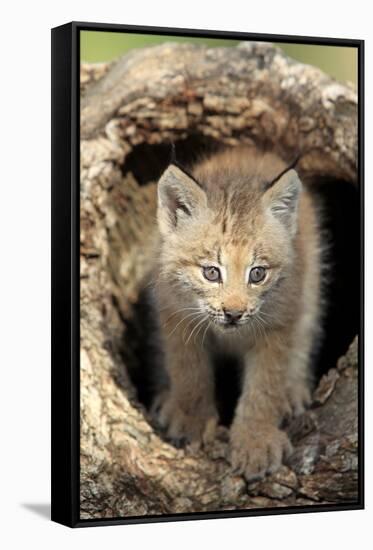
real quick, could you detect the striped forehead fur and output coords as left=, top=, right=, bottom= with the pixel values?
left=188, top=147, right=288, bottom=235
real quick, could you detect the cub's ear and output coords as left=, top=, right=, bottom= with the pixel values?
left=262, top=169, right=302, bottom=236
left=157, top=164, right=207, bottom=235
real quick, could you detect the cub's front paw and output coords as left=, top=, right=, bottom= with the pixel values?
left=155, top=393, right=218, bottom=449
left=287, top=383, right=312, bottom=417
left=229, top=423, right=293, bottom=481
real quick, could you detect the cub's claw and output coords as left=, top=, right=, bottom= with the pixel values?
left=229, top=423, right=293, bottom=481
left=154, top=392, right=218, bottom=448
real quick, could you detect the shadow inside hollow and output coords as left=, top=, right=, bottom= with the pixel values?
left=119, top=173, right=359, bottom=426
left=22, top=503, right=51, bottom=520
left=111, top=137, right=359, bottom=431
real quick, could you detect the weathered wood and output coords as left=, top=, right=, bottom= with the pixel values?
left=79, top=42, right=359, bottom=520
left=81, top=42, right=357, bottom=181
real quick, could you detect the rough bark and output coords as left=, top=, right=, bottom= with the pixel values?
left=79, top=42, right=359, bottom=520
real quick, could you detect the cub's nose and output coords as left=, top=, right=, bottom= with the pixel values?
left=223, top=309, right=244, bottom=323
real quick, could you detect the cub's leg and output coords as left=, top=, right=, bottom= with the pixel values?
left=155, top=310, right=218, bottom=448
left=229, top=329, right=311, bottom=480
left=286, top=302, right=320, bottom=417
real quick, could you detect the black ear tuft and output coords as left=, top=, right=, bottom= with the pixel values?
left=263, top=169, right=302, bottom=236
left=157, top=164, right=207, bottom=235
left=169, top=141, right=176, bottom=165
left=267, top=154, right=302, bottom=188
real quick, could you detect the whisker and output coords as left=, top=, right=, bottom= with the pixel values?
left=251, top=315, right=269, bottom=347
left=257, top=310, right=277, bottom=323
left=256, top=313, right=271, bottom=345
left=256, top=319, right=265, bottom=342
left=161, top=307, right=201, bottom=328
left=193, top=316, right=209, bottom=345
left=182, top=312, right=206, bottom=341
left=185, top=315, right=208, bottom=346
left=201, top=320, right=212, bottom=347
left=163, top=306, right=199, bottom=315
left=165, top=311, right=203, bottom=338
left=249, top=318, right=261, bottom=346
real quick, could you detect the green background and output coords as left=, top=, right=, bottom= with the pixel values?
left=81, top=31, right=357, bottom=85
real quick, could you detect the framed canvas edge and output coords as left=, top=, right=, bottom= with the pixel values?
left=51, top=21, right=365, bottom=528
left=51, top=22, right=80, bottom=528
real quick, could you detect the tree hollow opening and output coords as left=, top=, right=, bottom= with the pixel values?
left=110, top=137, right=359, bottom=427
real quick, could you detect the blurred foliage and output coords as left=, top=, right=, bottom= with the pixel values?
left=280, top=43, right=357, bottom=85
left=81, top=31, right=357, bottom=86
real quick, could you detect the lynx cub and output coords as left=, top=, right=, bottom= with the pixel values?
left=153, top=146, right=321, bottom=481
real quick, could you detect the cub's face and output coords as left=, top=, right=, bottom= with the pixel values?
left=157, top=163, right=301, bottom=331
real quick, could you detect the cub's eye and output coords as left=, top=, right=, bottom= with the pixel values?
left=249, top=266, right=267, bottom=284
left=203, top=266, right=221, bottom=282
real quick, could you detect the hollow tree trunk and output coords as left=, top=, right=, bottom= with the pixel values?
left=79, top=42, right=359, bottom=519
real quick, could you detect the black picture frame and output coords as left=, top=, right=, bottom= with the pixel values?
left=51, top=21, right=365, bottom=528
